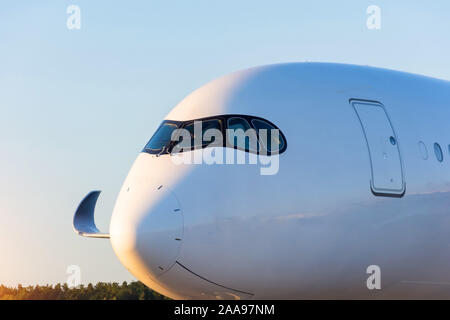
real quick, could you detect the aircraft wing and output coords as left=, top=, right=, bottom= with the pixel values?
left=73, top=190, right=110, bottom=239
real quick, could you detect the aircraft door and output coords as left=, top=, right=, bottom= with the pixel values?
left=351, top=100, right=405, bottom=197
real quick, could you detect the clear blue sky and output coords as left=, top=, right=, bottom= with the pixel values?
left=0, top=0, right=449, bottom=286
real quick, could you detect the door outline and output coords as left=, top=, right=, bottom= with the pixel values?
left=350, top=99, right=406, bottom=198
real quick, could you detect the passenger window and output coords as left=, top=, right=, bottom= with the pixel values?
left=251, top=119, right=285, bottom=153
left=226, top=117, right=258, bottom=152
left=418, top=141, right=428, bottom=160
left=434, top=143, right=443, bottom=162
left=183, top=119, right=222, bottom=148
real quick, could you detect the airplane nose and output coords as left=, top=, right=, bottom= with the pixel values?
left=109, top=182, right=183, bottom=279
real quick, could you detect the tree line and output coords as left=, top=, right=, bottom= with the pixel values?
left=0, top=281, right=168, bottom=300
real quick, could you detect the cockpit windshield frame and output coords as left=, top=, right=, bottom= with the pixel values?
left=142, top=114, right=287, bottom=156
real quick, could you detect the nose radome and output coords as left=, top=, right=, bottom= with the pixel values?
left=110, top=183, right=183, bottom=280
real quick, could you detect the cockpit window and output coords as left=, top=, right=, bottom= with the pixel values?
left=251, top=118, right=285, bottom=153
left=142, top=115, right=287, bottom=156
left=227, top=117, right=258, bottom=152
left=183, top=119, right=222, bottom=148
left=143, top=122, right=178, bottom=153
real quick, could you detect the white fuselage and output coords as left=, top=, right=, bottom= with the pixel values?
left=108, top=63, right=450, bottom=299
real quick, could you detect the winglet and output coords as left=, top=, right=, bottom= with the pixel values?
left=73, top=190, right=110, bottom=239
